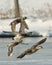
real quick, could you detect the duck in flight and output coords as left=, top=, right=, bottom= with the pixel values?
left=17, top=37, right=47, bottom=58
left=10, top=17, right=29, bottom=34
left=8, top=18, right=29, bottom=56
left=8, top=0, right=29, bottom=56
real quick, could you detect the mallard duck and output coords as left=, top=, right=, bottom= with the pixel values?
left=10, top=17, right=29, bottom=34
left=8, top=17, right=29, bottom=56
left=17, top=37, right=47, bottom=58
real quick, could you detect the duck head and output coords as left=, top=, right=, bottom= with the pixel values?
left=23, top=17, right=28, bottom=20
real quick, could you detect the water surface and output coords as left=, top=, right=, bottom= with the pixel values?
left=0, top=37, right=52, bottom=65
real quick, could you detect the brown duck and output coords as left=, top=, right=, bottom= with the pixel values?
left=10, top=17, right=29, bottom=34
left=17, top=37, right=47, bottom=58
left=8, top=18, right=29, bottom=56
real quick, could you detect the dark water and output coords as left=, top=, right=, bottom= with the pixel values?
left=0, top=37, right=52, bottom=65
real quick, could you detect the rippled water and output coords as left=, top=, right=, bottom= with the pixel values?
left=0, top=37, right=52, bottom=65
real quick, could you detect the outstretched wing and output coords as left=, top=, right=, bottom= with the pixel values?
left=31, top=37, right=47, bottom=48
left=17, top=49, right=31, bottom=58
left=17, top=51, right=26, bottom=58
left=19, top=20, right=29, bottom=34
left=10, top=18, right=20, bottom=33
left=11, top=22, right=16, bottom=33
left=10, top=18, right=28, bottom=34
left=8, top=45, right=13, bottom=56
left=22, top=20, right=29, bottom=30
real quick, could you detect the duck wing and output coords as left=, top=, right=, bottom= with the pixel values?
left=10, top=18, right=21, bottom=33
left=19, top=20, right=29, bottom=34
left=22, top=20, right=29, bottom=29
left=17, top=49, right=31, bottom=58
left=31, top=37, right=47, bottom=48
left=17, top=51, right=26, bottom=58
left=11, top=22, right=16, bottom=33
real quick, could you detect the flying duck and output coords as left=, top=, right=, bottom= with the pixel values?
left=10, top=17, right=29, bottom=34
left=7, top=32, right=28, bottom=56
left=17, top=37, right=47, bottom=58
left=8, top=17, right=29, bottom=56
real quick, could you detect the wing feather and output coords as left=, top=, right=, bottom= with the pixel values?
left=31, top=37, right=47, bottom=48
